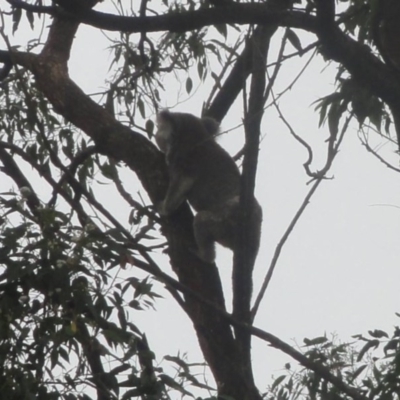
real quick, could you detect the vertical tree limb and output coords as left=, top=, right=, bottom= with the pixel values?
left=232, top=25, right=268, bottom=383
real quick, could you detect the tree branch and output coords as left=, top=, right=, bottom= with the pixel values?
left=6, top=1, right=318, bottom=34
left=313, top=1, right=400, bottom=148
left=232, top=25, right=268, bottom=383
left=74, top=4, right=316, bottom=34
left=0, top=146, right=41, bottom=214
left=3, top=7, right=254, bottom=399
left=206, top=25, right=272, bottom=122
left=130, top=245, right=368, bottom=400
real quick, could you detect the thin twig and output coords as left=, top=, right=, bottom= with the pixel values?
left=251, top=106, right=349, bottom=321
left=359, top=129, right=400, bottom=173
left=128, top=246, right=367, bottom=400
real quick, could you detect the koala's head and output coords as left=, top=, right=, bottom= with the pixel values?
left=155, top=110, right=220, bottom=154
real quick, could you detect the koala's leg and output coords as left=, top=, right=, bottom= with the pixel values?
left=193, top=211, right=217, bottom=263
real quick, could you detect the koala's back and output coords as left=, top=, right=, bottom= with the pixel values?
left=156, top=111, right=262, bottom=263
left=166, top=114, right=241, bottom=212
left=186, top=141, right=241, bottom=211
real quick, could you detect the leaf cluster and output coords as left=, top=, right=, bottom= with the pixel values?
left=265, top=326, right=400, bottom=400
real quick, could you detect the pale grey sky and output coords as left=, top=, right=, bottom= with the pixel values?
left=3, top=1, right=400, bottom=392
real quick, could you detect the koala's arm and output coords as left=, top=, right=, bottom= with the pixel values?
left=159, top=170, right=195, bottom=216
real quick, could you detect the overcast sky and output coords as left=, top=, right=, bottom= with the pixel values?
left=4, top=2, right=400, bottom=391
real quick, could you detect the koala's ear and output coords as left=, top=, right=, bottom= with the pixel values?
left=201, top=117, right=220, bottom=137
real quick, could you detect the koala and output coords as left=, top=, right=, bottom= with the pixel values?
left=155, top=110, right=262, bottom=264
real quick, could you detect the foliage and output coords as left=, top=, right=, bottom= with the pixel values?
left=265, top=325, right=400, bottom=400
left=0, top=0, right=400, bottom=399
left=0, top=40, right=206, bottom=400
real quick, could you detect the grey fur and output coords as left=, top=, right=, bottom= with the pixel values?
left=155, top=110, right=261, bottom=263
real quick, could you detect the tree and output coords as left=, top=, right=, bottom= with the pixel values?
left=0, top=0, right=399, bottom=399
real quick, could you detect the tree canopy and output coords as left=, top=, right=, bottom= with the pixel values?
left=1, top=0, right=400, bottom=399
